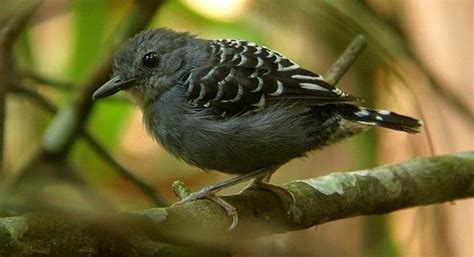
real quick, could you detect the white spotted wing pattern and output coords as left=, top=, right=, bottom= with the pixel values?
left=183, top=39, right=356, bottom=116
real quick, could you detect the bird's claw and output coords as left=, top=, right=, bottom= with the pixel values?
left=172, top=185, right=214, bottom=204
left=172, top=187, right=239, bottom=231
left=205, top=194, right=239, bottom=231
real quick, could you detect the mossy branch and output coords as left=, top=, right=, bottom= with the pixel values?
left=134, top=152, right=474, bottom=244
left=0, top=153, right=472, bottom=256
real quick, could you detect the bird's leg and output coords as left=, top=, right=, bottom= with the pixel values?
left=174, top=167, right=274, bottom=203
left=172, top=167, right=275, bottom=230
left=246, top=173, right=297, bottom=214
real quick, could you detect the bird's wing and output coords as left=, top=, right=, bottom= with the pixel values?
left=182, top=39, right=356, bottom=116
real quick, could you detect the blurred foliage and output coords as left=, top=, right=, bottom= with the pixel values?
left=68, top=0, right=107, bottom=78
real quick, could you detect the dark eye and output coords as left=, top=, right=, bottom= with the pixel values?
left=142, top=52, right=159, bottom=68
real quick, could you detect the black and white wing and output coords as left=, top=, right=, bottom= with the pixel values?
left=183, top=39, right=356, bottom=115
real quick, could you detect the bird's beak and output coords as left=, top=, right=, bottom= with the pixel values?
left=92, top=76, right=136, bottom=100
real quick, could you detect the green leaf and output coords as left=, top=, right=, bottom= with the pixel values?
left=68, top=0, right=107, bottom=79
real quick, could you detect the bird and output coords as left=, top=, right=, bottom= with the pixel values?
left=92, top=28, right=422, bottom=229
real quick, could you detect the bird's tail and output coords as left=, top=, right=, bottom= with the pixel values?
left=338, top=104, right=423, bottom=133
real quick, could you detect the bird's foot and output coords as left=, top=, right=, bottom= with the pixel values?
left=172, top=183, right=239, bottom=231
left=247, top=179, right=296, bottom=214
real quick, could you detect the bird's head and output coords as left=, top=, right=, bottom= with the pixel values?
left=92, top=28, right=206, bottom=107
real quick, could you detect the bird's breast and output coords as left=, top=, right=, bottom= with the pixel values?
left=142, top=91, right=322, bottom=174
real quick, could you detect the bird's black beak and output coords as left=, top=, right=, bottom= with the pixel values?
left=92, top=76, right=136, bottom=100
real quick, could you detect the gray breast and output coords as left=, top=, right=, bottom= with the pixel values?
left=142, top=86, right=326, bottom=174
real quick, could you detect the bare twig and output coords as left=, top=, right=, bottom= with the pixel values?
left=0, top=0, right=42, bottom=177
left=81, top=133, right=168, bottom=206
left=22, top=69, right=74, bottom=90
left=326, top=2, right=473, bottom=121
left=172, top=180, right=191, bottom=200
left=11, top=85, right=167, bottom=206
left=324, top=34, right=367, bottom=85
left=12, top=0, right=165, bottom=188
left=21, top=70, right=131, bottom=104
left=10, top=85, right=57, bottom=112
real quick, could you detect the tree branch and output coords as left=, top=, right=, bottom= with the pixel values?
left=0, top=152, right=472, bottom=256
left=21, top=69, right=74, bottom=90
left=134, top=152, right=474, bottom=245
left=0, top=0, right=42, bottom=176
left=42, top=0, right=166, bottom=156
left=11, top=0, right=166, bottom=190
left=81, top=132, right=168, bottom=206
left=10, top=85, right=167, bottom=206
left=324, top=34, right=367, bottom=85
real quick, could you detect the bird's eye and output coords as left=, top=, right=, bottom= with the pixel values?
left=142, top=52, right=159, bottom=68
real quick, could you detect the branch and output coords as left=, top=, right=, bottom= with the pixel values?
left=0, top=0, right=42, bottom=176
left=134, top=152, right=474, bottom=245
left=10, top=85, right=167, bottom=206
left=0, top=214, right=226, bottom=257
left=81, top=133, right=168, bottom=206
left=0, top=152, right=472, bottom=255
left=11, top=0, right=166, bottom=190
left=324, top=34, right=367, bottom=85
left=22, top=69, right=74, bottom=90
left=42, top=0, right=166, bottom=156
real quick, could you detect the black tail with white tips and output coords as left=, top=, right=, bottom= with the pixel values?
left=338, top=104, right=422, bottom=133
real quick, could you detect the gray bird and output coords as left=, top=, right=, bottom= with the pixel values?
left=93, top=28, right=422, bottom=229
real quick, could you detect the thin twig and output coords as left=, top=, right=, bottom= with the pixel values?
left=324, top=34, right=367, bottom=85
left=11, top=85, right=167, bottom=206
left=22, top=70, right=131, bottom=104
left=10, top=85, right=57, bottom=112
left=0, top=0, right=42, bottom=177
left=22, top=69, right=74, bottom=90
left=81, top=133, right=168, bottom=206
left=42, top=0, right=166, bottom=155
left=328, top=2, right=473, bottom=122
left=13, top=0, right=165, bottom=187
